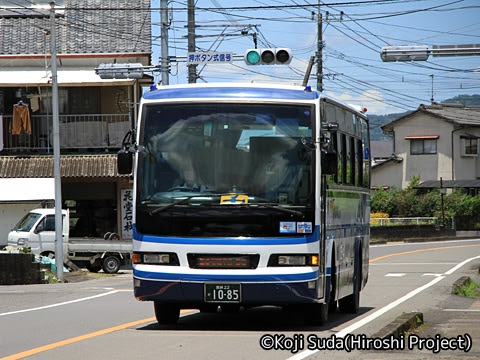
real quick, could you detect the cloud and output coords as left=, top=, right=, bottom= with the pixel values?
left=325, top=89, right=404, bottom=115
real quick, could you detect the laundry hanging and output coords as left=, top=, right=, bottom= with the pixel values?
left=12, top=103, right=31, bottom=135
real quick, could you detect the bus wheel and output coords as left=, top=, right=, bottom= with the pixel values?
left=102, top=256, right=121, bottom=274
left=220, top=304, right=240, bottom=313
left=305, top=302, right=328, bottom=325
left=199, top=304, right=218, bottom=313
left=154, top=302, right=180, bottom=324
left=339, top=256, right=361, bottom=313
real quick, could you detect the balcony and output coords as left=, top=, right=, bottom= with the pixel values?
left=1, top=114, right=131, bottom=154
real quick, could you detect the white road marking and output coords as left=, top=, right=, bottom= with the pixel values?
left=287, top=254, right=480, bottom=360
left=0, top=289, right=131, bottom=317
left=385, top=273, right=406, bottom=277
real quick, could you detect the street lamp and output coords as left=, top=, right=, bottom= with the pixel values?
left=380, top=45, right=429, bottom=62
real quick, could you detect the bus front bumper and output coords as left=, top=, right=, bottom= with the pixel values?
left=133, top=276, right=320, bottom=305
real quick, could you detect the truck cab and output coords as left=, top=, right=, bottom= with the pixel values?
left=7, top=209, right=69, bottom=256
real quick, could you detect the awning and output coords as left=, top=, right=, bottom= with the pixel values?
left=0, top=155, right=129, bottom=178
left=416, top=180, right=480, bottom=188
left=0, top=178, right=54, bottom=202
left=0, top=70, right=136, bottom=87
left=405, top=135, right=439, bottom=140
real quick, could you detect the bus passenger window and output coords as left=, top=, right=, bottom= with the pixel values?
left=357, top=138, right=363, bottom=187
left=348, top=136, right=355, bottom=185
left=340, top=133, right=347, bottom=184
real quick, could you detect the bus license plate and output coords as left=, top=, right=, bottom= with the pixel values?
left=204, top=283, right=241, bottom=303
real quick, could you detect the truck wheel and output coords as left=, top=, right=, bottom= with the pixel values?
left=154, top=301, right=180, bottom=324
left=102, top=256, right=121, bottom=274
left=86, top=264, right=102, bottom=273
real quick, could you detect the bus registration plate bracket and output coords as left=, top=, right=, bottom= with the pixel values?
left=204, top=283, right=241, bottom=303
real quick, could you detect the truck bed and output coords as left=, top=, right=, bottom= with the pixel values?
left=67, top=238, right=132, bottom=253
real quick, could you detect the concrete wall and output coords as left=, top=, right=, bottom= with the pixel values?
left=371, top=225, right=456, bottom=242
left=0, top=253, right=46, bottom=285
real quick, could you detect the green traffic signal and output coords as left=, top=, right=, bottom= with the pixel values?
left=245, top=50, right=261, bottom=65
left=244, top=48, right=292, bottom=65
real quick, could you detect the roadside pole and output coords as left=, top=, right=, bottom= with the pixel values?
left=50, top=2, right=64, bottom=282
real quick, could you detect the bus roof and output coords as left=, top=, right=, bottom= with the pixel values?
left=143, top=83, right=321, bottom=102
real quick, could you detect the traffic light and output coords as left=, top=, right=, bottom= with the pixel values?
left=244, top=48, right=293, bottom=65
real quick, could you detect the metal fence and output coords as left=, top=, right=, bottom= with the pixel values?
left=370, top=217, right=454, bottom=228
left=1, top=113, right=131, bottom=152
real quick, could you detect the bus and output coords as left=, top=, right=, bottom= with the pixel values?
left=118, top=83, right=371, bottom=325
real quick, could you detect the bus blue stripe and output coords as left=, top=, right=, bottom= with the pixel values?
left=134, top=269, right=318, bottom=283
left=133, top=225, right=319, bottom=245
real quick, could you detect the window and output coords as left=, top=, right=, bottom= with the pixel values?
left=407, top=136, right=438, bottom=155
left=461, top=136, right=478, bottom=156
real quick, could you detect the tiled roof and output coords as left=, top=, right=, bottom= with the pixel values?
left=420, top=103, right=480, bottom=126
left=383, top=103, right=480, bottom=131
left=0, top=0, right=151, bottom=55
left=0, top=154, right=129, bottom=178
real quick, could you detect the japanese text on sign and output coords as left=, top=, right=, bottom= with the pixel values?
left=121, top=188, right=133, bottom=239
left=187, top=52, right=233, bottom=64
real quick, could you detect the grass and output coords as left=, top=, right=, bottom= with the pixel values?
left=454, top=279, right=479, bottom=298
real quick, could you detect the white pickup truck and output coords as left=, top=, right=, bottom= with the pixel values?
left=7, top=208, right=132, bottom=274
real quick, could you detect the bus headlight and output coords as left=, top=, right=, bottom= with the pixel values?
left=132, top=252, right=179, bottom=265
left=268, top=254, right=319, bottom=267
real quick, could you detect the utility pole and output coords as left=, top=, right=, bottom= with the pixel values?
left=160, top=0, right=169, bottom=85
left=50, top=1, right=64, bottom=282
left=187, top=0, right=197, bottom=83
left=316, top=0, right=323, bottom=92
left=430, top=74, right=434, bottom=104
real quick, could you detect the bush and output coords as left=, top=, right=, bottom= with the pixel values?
left=371, top=175, right=480, bottom=230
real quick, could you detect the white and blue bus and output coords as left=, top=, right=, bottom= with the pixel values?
left=118, top=83, right=370, bottom=325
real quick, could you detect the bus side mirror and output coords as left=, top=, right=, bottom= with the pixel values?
left=322, top=148, right=337, bottom=175
left=117, top=149, right=132, bottom=175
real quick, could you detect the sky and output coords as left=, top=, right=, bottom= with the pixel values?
left=150, top=0, right=480, bottom=115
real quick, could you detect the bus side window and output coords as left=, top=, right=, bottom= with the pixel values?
left=357, top=138, right=363, bottom=187
left=349, top=136, right=355, bottom=185
left=340, top=133, right=347, bottom=184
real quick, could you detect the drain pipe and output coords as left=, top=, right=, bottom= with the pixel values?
left=451, top=127, right=464, bottom=180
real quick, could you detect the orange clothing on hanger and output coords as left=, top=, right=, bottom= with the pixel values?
left=12, top=104, right=31, bottom=135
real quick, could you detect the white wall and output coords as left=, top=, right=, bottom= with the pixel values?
left=0, top=203, right=41, bottom=246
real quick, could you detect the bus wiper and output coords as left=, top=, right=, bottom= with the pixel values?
left=254, top=203, right=305, bottom=218
left=149, top=196, right=196, bottom=215
left=149, top=194, right=223, bottom=215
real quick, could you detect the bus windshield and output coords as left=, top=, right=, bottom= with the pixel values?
left=138, top=103, right=314, bottom=207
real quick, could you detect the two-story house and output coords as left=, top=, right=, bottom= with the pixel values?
left=375, top=103, right=480, bottom=192
left=0, top=1, right=152, bottom=244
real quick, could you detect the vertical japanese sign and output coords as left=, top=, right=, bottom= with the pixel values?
left=121, top=188, right=133, bottom=239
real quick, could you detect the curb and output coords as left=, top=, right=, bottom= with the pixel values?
left=451, top=276, right=472, bottom=294
left=371, top=312, right=423, bottom=339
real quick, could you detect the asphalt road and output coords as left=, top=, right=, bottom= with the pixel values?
left=1, top=238, right=479, bottom=360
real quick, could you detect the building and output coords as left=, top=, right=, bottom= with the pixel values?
left=0, top=0, right=152, bottom=245
left=378, top=103, right=480, bottom=192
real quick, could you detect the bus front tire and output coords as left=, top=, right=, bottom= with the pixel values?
left=154, top=302, right=180, bottom=324
left=305, top=302, right=328, bottom=325
left=339, top=256, right=361, bottom=313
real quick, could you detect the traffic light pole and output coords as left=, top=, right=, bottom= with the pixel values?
left=187, top=0, right=197, bottom=83
left=316, top=0, right=323, bottom=92
left=160, top=0, right=169, bottom=85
